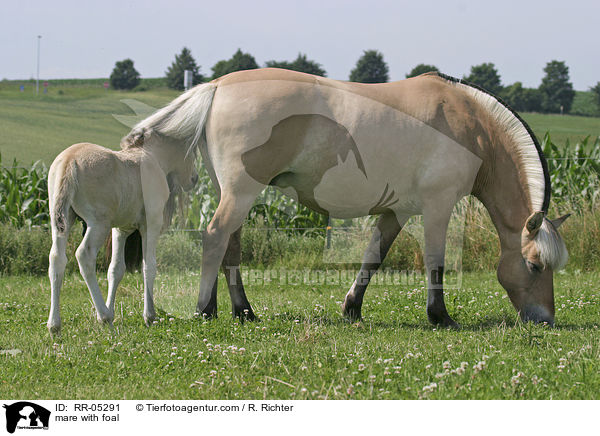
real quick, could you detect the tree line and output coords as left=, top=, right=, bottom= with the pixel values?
left=109, top=48, right=600, bottom=115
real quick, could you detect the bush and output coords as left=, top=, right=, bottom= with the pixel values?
left=156, top=231, right=202, bottom=271
left=265, top=53, right=327, bottom=77
left=0, top=221, right=110, bottom=276
left=110, top=59, right=141, bottom=90
left=211, top=49, right=258, bottom=80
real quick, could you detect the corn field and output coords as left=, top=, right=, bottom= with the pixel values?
left=0, top=154, right=49, bottom=227
left=1, top=134, right=599, bottom=230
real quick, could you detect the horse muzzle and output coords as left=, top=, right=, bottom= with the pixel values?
left=520, top=305, right=554, bottom=326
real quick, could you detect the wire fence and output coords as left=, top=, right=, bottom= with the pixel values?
left=3, top=157, right=600, bottom=170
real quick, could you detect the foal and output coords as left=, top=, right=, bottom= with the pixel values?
left=47, top=133, right=198, bottom=334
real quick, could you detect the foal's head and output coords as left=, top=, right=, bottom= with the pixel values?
left=169, top=143, right=199, bottom=192
left=497, top=212, right=569, bottom=325
left=123, top=128, right=199, bottom=191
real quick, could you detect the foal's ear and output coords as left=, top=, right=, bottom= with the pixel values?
left=550, top=213, right=571, bottom=229
left=525, top=211, right=544, bottom=236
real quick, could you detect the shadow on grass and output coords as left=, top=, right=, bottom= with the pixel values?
left=153, top=305, right=597, bottom=333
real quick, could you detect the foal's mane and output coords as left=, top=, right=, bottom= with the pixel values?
left=434, top=73, right=551, bottom=214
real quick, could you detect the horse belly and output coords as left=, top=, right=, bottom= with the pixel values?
left=288, top=153, right=421, bottom=219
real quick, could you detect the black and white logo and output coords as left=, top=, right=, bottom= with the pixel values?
left=3, top=402, right=50, bottom=434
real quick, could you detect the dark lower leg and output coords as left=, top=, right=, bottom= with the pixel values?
left=342, top=212, right=403, bottom=320
left=222, top=227, right=255, bottom=320
left=426, top=266, right=458, bottom=328
left=196, top=278, right=218, bottom=319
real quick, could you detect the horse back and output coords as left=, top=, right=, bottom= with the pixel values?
left=51, top=143, right=146, bottom=226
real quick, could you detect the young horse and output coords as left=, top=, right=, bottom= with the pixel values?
left=46, top=134, right=198, bottom=334
left=123, top=68, right=569, bottom=327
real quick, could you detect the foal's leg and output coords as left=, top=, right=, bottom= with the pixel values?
left=423, top=199, right=458, bottom=328
left=47, top=211, right=75, bottom=334
left=75, top=222, right=113, bottom=324
left=221, top=226, right=256, bottom=320
left=106, top=228, right=131, bottom=318
left=140, top=222, right=162, bottom=326
left=342, top=212, right=406, bottom=321
left=196, top=189, right=261, bottom=319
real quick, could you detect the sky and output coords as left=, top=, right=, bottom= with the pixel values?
left=1, top=0, right=599, bottom=90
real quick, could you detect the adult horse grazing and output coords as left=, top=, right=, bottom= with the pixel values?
left=124, top=68, right=569, bottom=327
left=47, top=136, right=199, bottom=334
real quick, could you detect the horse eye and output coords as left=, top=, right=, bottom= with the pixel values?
left=526, top=260, right=542, bottom=273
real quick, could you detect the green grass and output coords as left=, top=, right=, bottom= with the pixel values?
left=0, top=83, right=178, bottom=165
left=522, top=112, right=600, bottom=145
left=1, top=81, right=599, bottom=166
left=0, top=270, right=598, bottom=399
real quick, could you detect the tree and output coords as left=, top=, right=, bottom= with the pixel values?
left=211, top=49, right=259, bottom=80
left=589, top=82, right=600, bottom=111
left=265, top=53, right=326, bottom=76
left=110, top=59, right=140, bottom=90
left=501, top=82, right=526, bottom=111
left=165, top=47, right=204, bottom=90
left=500, top=82, right=543, bottom=112
left=522, top=88, right=543, bottom=112
left=349, top=50, right=389, bottom=83
left=406, top=64, right=439, bottom=78
left=539, top=60, right=575, bottom=113
left=463, top=62, right=503, bottom=95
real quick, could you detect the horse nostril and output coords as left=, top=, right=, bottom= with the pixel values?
left=192, top=174, right=199, bottom=186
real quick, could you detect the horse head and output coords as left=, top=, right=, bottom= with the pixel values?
left=497, top=212, right=570, bottom=325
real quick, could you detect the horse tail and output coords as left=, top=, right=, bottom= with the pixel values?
left=50, top=160, right=77, bottom=235
left=121, top=82, right=218, bottom=154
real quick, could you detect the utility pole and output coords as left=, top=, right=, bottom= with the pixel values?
left=36, top=35, right=41, bottom=95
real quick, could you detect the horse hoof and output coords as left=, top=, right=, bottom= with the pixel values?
left=233, top=307, right=256, bottom=322
left=97, top=313, right=114, bottom=326
left=341, top=299, right=362, bottom=322
left=428, top=312, right=460, bottom=329
left=47, top=323, right=61, bottom=336
left=195, top=303, right=217, bottom=320
left=194, top=311, right=217, bottom=321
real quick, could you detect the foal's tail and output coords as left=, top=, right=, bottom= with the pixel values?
left=50, top=160, right=77, bottom=235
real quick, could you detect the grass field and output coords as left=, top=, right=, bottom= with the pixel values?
left=0, top=83, right=178, bottom=165
left=0, top=270, right=598, bottom=399
left=522, top=112, right=600, bottom=146
left=1, top=81, right=599, bottom=165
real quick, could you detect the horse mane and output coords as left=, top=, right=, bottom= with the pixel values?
left=432, top=73, right=567, bottom=269
left=120, top=82, right=217, bottom=155
left=434, top=72, right=550, bottom=214
left=536, top=218, right=568, bottom=270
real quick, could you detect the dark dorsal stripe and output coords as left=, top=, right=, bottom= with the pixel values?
left=434, top=72, right=551, bottom=213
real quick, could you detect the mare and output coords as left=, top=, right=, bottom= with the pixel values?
left=122, top=68, right=569, bottom=327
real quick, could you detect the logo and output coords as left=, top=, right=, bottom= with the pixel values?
left=2, top=402, right=50, bottom=434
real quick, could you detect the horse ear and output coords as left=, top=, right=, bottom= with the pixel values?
left=525, top=211, right=544, bottom=236
left=551, top=213, right=571, bottom=229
